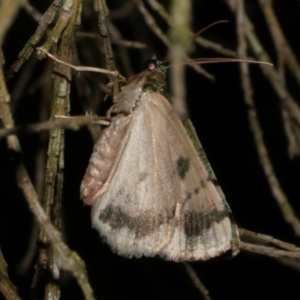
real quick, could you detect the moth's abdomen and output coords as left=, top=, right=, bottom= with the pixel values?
left=80, top=115, right=132, bottom=205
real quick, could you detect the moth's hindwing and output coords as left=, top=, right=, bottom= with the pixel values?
left=80, top=114, right=133, bottom=205
left=85, top=91, right=239, bottom=261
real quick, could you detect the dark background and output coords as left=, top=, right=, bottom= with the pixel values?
left=1, top=0, right=300, bottom=299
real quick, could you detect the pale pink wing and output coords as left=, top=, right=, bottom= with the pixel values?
left=90, top=92, right=238, bottom=261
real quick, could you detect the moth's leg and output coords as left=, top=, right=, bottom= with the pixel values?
left=106, top=105, right=117, bottom=119
left=113, top=74, right=120, bottom=98
left=53, top=115, right=110, bottom=126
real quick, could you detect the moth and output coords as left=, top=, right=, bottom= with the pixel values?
left=80, top=59, right=240, bottom=261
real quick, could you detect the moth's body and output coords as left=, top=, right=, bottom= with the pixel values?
left=80, top=61, right=239, bottom=261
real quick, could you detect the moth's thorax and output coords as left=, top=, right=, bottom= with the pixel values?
left=114, top=69, right=168, bottom=114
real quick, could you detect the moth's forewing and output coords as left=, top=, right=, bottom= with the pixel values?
left=183, top=119, right=240, bottom=256
left=81, top=64, right=239, bottom=261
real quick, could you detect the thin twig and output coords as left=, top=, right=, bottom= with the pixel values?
left=109, top=1, right=135, bottom=19
left=169, top=47, right=188, bottom=120
left=0, top=0, right=24, bottom=46
left=6, top=0, right=63, bottom=79
left=37, top=47, right=120, bottom=77
left=168, top=0, right=193, bottom=120
left=76, top=31, right=147, bottom=49
left=243, top=15, right=300, bottom=127
left=134, top=0, right=170, bottom=46
left=277, top=257, right=300, bottom=272
left=0, top=247, right=20, bottom=300
left=23, top=0, right=43, bottom=22
left=94, top=0, right=116, bottom=78
left=0, top=247, right=21, bottom=300
left=0, top=115, right=108, bottom=138
left=281, top=108, right=300, bottom=158
left=108, top=20, right=135, bottom=76
left=182, top=262, right=211, bottom=300
left=258, top=0, right=300, bottom=85
left=240, top=242, right=300, bottom=260
left=239, top=228, right=297, bottom=252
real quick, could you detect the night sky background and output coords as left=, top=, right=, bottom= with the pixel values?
left=1, top=0, right=300, bottom=299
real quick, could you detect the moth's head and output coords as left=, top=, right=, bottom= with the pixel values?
left=141, top=58, right=170, bottom=97
left=143, top=58, right=168, bottom=77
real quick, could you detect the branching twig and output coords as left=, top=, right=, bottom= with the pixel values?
left=6, top=0, right=63, bottom=79
left=34, top=1, right=94, bottom=299
left=239, top=229, right=300, bottom=260
left=239, top=228, right=297, bottom=252
left=240, top=242, right=300, bottom=259
left=258, top=0, right=300, bottom=158
left=0, top=25, right=95, bottom=300
left=230, top=0, right=300, bottom=236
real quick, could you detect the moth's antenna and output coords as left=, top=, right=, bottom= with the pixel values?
left=192, top=20, right=228, bottom=40
left=162, top=20, right=229, bottom=64
left=161, top=54, right=273, bottom=74
left=162, top=20, right=265, bottom=66
left=181, top=57, right=273, bottom=66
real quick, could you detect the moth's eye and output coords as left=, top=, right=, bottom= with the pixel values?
left=144, top=59, right=157, bottom=71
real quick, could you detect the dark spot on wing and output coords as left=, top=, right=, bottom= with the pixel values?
left=184, top=192, right=192, bottom=202
left=183, top=188, right=203, bottom=204
left=207, top=176, right=219, bottom=186
left=117, top=189, right=124, bottom=196
left=200, top=179, right=206, bottom=188
left=183, top=208, right=230, bottom=243
left=138, top=172, right=148, bottom=182
left=99, top=205, right=175, bottom=239
left=176, top=156, right=190, bottom=180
